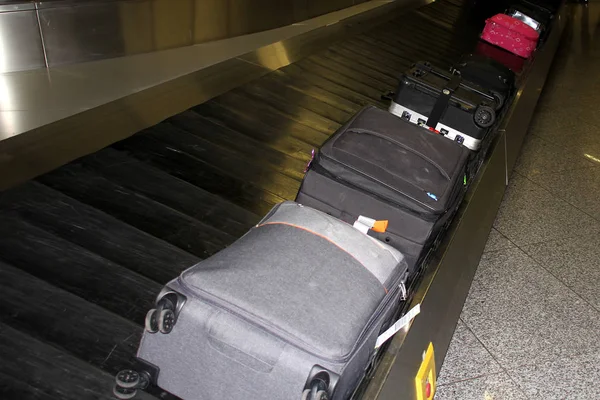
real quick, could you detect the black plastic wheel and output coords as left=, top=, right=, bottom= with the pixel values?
left=158, top=308, right=176, bottom=334
left=474, top=105, right=496, bottom=128
left=412, top=69, right=425, bottom=78
left=115, top=370, right=140, bottom=389
left=113, top=384, right=137, bottom=400
left=144, top=309, right=159, bottom=334
left=380, top=91, right=394, bottom=101
left=491, top=91, right=505, bottom=111
left=137, top=371, right=150, bottom=389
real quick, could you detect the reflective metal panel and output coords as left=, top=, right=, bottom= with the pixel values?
left=38, top=1, right=126, bottom=66
left=0, top=3, right=35, bottom=12
left=151, top=0, right=193, bottom=50
left=0, top=9, right=45, bottom=72
left=0, top=0, right=421, bottom=190
left=117, top=0, right=153, bottom=55
left=240, top=0, right=408, bottom=71
left=227, top=0, right=295, bottom=37
left=34, top=0, right=378, bottom=69
left=293, top=0, right=310, bottom=22
left=193, top=0, right=229, bottom=43
left=307, top=0, right=354, bottom=18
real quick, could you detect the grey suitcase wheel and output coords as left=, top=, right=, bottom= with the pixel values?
left=302, top=389, right=311, bottom=400
left=114, top=369, right=150, bottom=399
left=113, top=384, right=137, bottom=400
left=474, top=105, right=496, bottom=128
left=158, top=308, right=176, bottom=334
left=115, top=370, right=141, bottom=389
left=144, top=309, right=159, bottom=333
left=303, top=384, right=329, bottom=400
left=302, top=390, right=328, bottom=400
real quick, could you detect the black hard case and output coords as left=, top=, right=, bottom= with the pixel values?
left=391, top=62, right=500, bottom=143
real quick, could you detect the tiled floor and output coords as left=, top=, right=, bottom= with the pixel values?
left=436, top=3, right=600, bottom=399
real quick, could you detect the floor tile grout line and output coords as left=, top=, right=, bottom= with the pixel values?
left=513, top=136, right=600, bottom=176
left=435, top=370, right=509, bottom=389
left=518, top=172, right=600, bottom=225
left=482, top=228, right=515, bottom=253
left=505, top=170, right=600, bottom=228
left=483, top=226, right=600, bottom=316
left=457, top=318, right=533, bottom=400
left=491, top=227, right=599, bottom=250
left=511, top=241, right=600, bottom=316
left=519, top=163, right=599, bottom=180
left=499, top=169, right=600, bottom=247
left=518, top=142, right=600, bottom=171
left=458, top=240, right=600, bottom=379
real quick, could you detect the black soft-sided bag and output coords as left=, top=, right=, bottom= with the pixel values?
left=453, top=54, right=515, bottom=102
left=296, top=106, right=470, bottom=273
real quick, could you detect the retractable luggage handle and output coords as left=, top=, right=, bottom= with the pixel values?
left=426, top=73, right=461, bottom=129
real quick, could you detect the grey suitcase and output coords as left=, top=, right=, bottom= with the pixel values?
left=115, top=202, right=409, bottom=400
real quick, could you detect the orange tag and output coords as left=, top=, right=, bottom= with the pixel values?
left=372, top=220, right=388, bottom=233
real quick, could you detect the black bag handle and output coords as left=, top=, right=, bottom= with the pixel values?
left=426, top=73, right=461, bottom=129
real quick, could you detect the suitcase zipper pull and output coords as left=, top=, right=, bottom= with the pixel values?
left=400, top=282, right=408, bottom=300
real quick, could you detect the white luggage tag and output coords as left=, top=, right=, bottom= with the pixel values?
left=375, top=304, right=421, bottom=349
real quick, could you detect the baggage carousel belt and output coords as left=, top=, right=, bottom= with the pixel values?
left=0, top=0, right=506, bottom=398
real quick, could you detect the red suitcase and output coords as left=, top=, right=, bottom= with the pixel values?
left=481, top=14, right=539, bottom=58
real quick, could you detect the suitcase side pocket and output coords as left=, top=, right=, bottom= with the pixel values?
left=207, top=311, right=286, bottom=373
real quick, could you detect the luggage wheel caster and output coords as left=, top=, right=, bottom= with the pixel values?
left=381, top=90, right=394, bottom=101
left=158, top=308, right=176, bottom=334
left=113, top=385, right=137, bottom=400
left=113, top=370, right=149, bottom=399
left=302, top=380, right=329, bottom=400
left=302, top=389, right=328, bottom=400
left=145, top=298, right=177, bottom=334
left=491, top=91, right=505, bottom=111
left=144, top=309, right=159, bottom=334
left=474, top=105, right=496, bottom=128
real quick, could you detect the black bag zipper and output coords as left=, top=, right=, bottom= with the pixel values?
left=310, top=162, right=441, bottom=222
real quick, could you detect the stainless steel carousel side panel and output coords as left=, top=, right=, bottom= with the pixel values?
left=0, top=0, right=428, bottom=191
left=0, top=5, right=46, bottom=72
left=363, top=4, right=569, bottom=400
left=31, top=0, right=379, bottom=70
